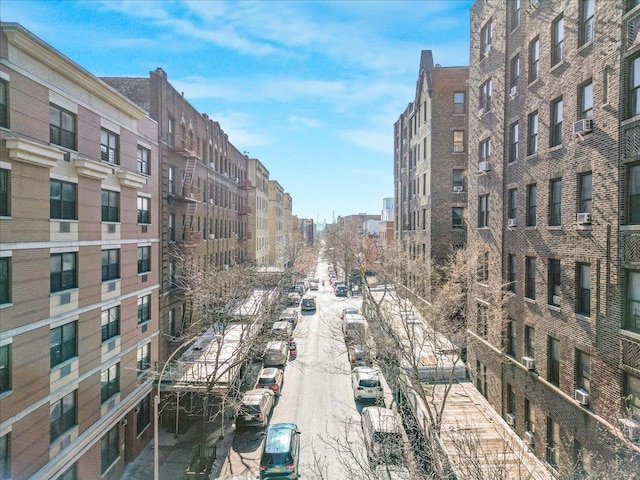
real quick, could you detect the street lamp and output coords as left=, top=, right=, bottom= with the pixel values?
left=154, top=336, right=197, bottom=480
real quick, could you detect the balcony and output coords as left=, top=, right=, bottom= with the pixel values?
left=172, top=185, right=201, bottom=202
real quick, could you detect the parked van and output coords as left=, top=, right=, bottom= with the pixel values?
left=271, top=321, right=293, bottom=341
left=263, top=340, right=288, bottom=367
left=235, top=389, right=275, bottom=429
left=361, top=406, right=403, bottom=465
left=343, top=313, right=368, bottom=344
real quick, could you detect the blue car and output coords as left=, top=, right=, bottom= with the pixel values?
left=259, top=423, right=301, bottom=479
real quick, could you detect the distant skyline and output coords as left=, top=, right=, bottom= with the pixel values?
left=2, top=0, right=473, bottom=223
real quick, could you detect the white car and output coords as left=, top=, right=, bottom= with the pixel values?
left=351, top=367, right=383, bottom=402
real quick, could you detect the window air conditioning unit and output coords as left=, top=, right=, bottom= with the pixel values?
left=573, top=119, right=593, bottom=135
left=510, top=85, right=518, bottom=97
left=209, top=199, right=214, bottom=205
left=574, top=389, right=591, bottom=406
left=522, top=356, right=536, bottom=370
left=506, top=413, right=516, bottom=427
left=577, top=212, right=591, bottom=225
left=483, top=45, right=491, bottom=56
left=508, top=218, right=517, bottom=227
left=478, top=161, right=490, bottom=173
left=400, top=168, right=406, bottom=174
left=552, top=295, right=562, bottom=305
left=524, top=430, right=535, bottom=445
left=452, top=185, right=463, bottom=193
left=618, top=418, right=640, bottom=441
left=453, top=145, right=464, bottom=153
left=478, top=108, right=486, bottom=117
left=209, top=234, right=215, bottom=240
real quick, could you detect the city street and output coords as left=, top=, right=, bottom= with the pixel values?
left=219, top=261, right=376, bottom=478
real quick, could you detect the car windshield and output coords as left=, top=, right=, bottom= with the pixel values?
left=239, top=404, right=260, bottom=415
left=359, top=379, right=380, bottom=388
left=258, top=376, right=275, bottom=385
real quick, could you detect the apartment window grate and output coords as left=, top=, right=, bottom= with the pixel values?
left=622, top=338, right=640, bottom=370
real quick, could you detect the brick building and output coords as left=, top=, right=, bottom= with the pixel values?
left=0, top=23, right=159, bottom=479
left=268, top=180, right=287, bottom=267
left=467, top=0, right=639, bottom=474
left=247, top=157, right=270, bottom=266
left=394, top=50, right=469, bottom=299
left=103, top=68, right=250, bottom=362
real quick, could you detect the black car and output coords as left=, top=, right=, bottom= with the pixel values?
left=301, top=296, right=316, bottom=311
left=335, top=285, right=349, bottom=297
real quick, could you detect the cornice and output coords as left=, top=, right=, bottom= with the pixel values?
left=5, top=137, right=61, bottom=168
left=74, top=157, right=113, bottom=180
left=2, top=24, right=146, bottom=119
left=117, top=170, right=147, bottom=189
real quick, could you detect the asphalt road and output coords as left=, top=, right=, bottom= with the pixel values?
left=218, top=261, right=372, bottom=479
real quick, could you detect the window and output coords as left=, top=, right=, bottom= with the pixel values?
left=50, top=321, right=77, bottom=367
left=478, top=252, right=489, bottom=283
left=527, top=111, right=538, bottom=155
left=101, top=425, right=119, bottom=473
left=479, top=79, right=492, bottom=112
left=505, top=319, right=516, bottom=357
left=56, top=464, right=77, bottom=480
left=137, top=196, right=150, bottom=224
left=100, top=129, right=119, bottom=164
left=137, top=146, right=150, bottom=175
left=507, top=254, right=516, bottom=293
left=552, top=15, right=564, bottom=65
left=101, top=249, right=120, bottom=282
left=579, top=172, right=592, bottom=214
left=0, top=432, right=9, bottom=480
left=138, top=246, right=151, bottom=274
left=529, top=37, right=540, bottom=83
left=476, top=361, right=487, bottom=398
left=50, top=180, right=76, bottom=220
left=101, top=306, right=120, bottom=342
left=168, top=166, right=176, bottom=195
left=510, top=0, right=520, bottom=30
left=510, top=55, right=520, bottom=91
left=526, top=183, right=537, bottom=226
left=136, top=396, right=151, bottom=435
left=548, top=336, right=560, bottom=386
left=628, top=0, right=640, bottom=13
left=50, top=391, right=77, bottom=443
left=548, top=259, right=561, bottom=306
left=0, top=258, right=9, bottom=305
left=0, top=79, right=7, bottom=129
left=632, top=56, right=640, bottom=118
left=101, top=363, right=120, bottom=402
left=624, top=372, right=640, bottom=418
left=167, top=116, right=175, bottom=147
left=453, top=92, right=465, bottom=114
left=507, top=383, right=516, bottom=420
left=580, top=0, right=594, bottom=46
left=0, top=168, right=9, bottom=216
left=576, top=350, right=591, bottom=393
left=479, top=138, right=491, bottom=163
left=169, top=261, right=176, bottom=289
left=508, top=188, right=517, bottom=221
left=480, top=19, right=492, bottom=56
left=138, top=295, right=151, bottom=324
left=101, top=190, right=119, bottom=223
left=49, top=104, right=76, bottom=150
left=452, top=207, right=464, bottom=229
left=508, top=122, right=519, bottom=163
left=0, top=344, right=10, bottom=394
left=629, top=165, right=640, bottom=224
left=546, top=417, right=560, bottom=467
left=525, top=257, right=536, bottom=300
left=542, top=181, right=557, bottom=227
left=580, top=81, right=593, bottom=119
left=525, top=398, right=535, bottom=433
left=168, top=213, right=176, bottom=242
left=453, top=131, right=464, bottom=152
left=452, top=169, right=464, bottom=190
left=574, top=440, right=591, bottom=478
left=478, top=194, right=489, bottom=228
left=137, top=343, right=151, bottom=375
left=525, top=325, right=535, bottom=358
left=50, top=252, right=77, bottom=293
left=550, top=97, right=563, bottom=147
left=625, top=270, right=640, bottom=331
left=576, top=263, right=591, bottom=316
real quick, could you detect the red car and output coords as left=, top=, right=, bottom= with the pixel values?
left=254, top=367, right=284, bottom=396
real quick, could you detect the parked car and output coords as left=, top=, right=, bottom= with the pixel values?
left=278, top=308, right=299, bottom=328
left=348, top=344, right=373, bottom=367
left=286, top=292, right=301, bottom=306
left=335, top=285, right=349, bottom=297
left=263, top=341, right=289, bottom=367
left=351, top=366, right=383, bottom=402
left=271, top=321, right=293, bottom=342
left=235, top=389, right=275, bottom=429
left=254, top=367, right=285, bottom=396
left=341, top=307, right=360, bottom=319
left=309, top=280, right=319, bottom=291
left=259, top=423, right=301, bottom=479
left=361, top=407, right=403, bottom=465
left=301, top=296, right=316, bottom=312
left=343, top=313, right=368, bottom=344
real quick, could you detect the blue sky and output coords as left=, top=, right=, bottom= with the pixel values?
left=3, top=0, right=473, bottom=224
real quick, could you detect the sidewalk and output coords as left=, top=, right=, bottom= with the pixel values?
left=121, top=414, right=236, bottom=480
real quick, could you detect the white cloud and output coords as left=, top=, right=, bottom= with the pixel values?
left=340, top=129, right=393, bottom=155
left=288, top=115, right=323, bottom=129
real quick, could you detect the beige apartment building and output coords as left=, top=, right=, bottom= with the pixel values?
left=268, top=180, right=286, bottom=267
left=0, top=23, right=159, bottom=479
left=394, top=50, right=469, bottom=299
left=247, top=158, right=270, bottom=266
left=467, top=0, right=639, bottom=474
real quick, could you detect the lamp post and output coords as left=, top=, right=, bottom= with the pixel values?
left=154, top=336, right=197, bottom=480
